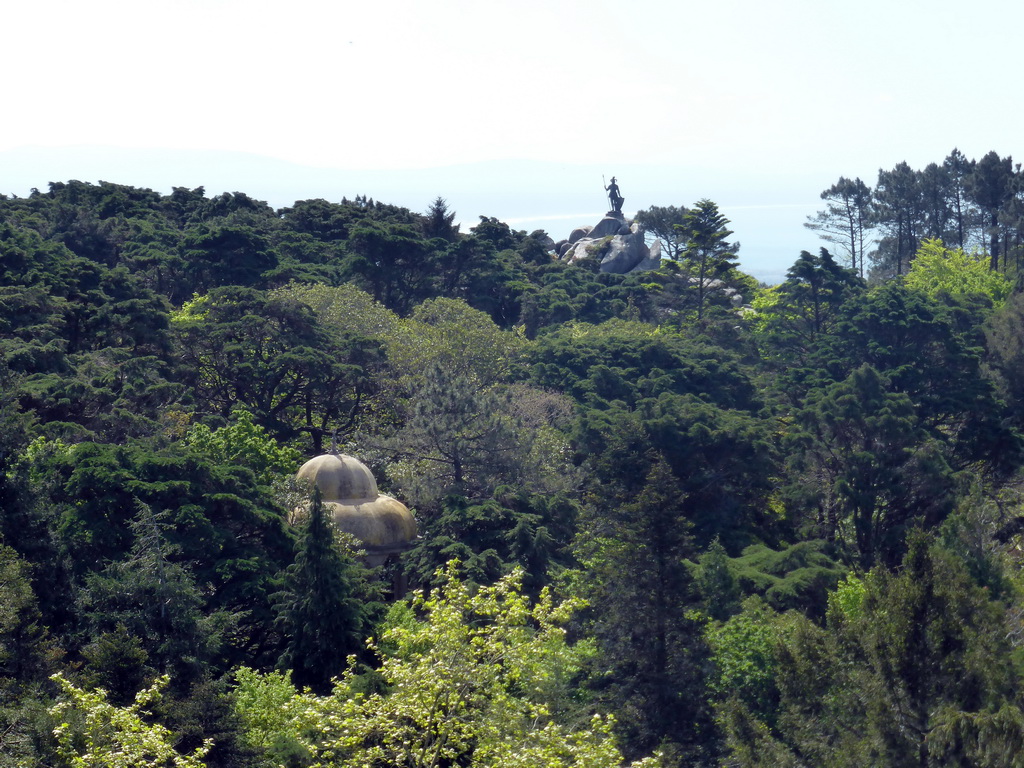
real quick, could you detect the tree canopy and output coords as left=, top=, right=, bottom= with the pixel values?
left=3, top=160, right=1024, bottom=767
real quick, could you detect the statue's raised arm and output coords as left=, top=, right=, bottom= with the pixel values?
left=604, top=176, right=624, bottom=213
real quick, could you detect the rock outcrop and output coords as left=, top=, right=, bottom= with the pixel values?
left=556, top=210, right=659, bottom=274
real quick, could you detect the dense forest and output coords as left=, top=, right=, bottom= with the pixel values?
left=3, top=147, right=1024, bottom=767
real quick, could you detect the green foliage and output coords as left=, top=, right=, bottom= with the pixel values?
left=788, top=364, right=955, bottom=567
left=275, top=489, right=373, bottom=694
left=422, top=196, right=460, bottom=242
left=184, top=408, right=302, bottom=488
left=273, top=282, right=401, bottom=346
left=341, top=220, right=440, bottom=314
left=814, top=280, right=1018, bottom=473
left=530, top=319, right=758, bottom=411
left=634, top=204, right=688, bottom=260
left=676, top=199, right=740, bottom=322
left=34, top=439, right=292, bottom=670
left=182, top=219, right=277, bottom=295
left=173, top=286, right=383, bottom=451
left=80, top=625, right=151, bottom=707
left=576, top=392, right=777, bottom=547
left=571, top=459, right=717, bottom=765
left=723, top=535, right=1024, bottom=767
left=984, top=291, right=1024, bottom=432
left=235, top=565, right=656, bottom=768
left=966, top=150, right=1017, bottom=270
left=77, top=501, right=224, bottom=687
left=51, top=672, right=211, bottom=768
left=0, top=543, right=56, bottom=694
left=727, top=540, right=845, bottom=618
left=906, top=238, right=1011, bottom=303
left=5, top=169, right=1024, bottom=766
left=750, top=248, right=864, bottom=375
left=706, top=597, right=784, bottom=722
left=403, top=488, right=578, bottom=594
left=231, top=666, right=301, bottom=755
left=872, top=160, right=925, bottom=278
left=938, top=485, right=1019, bottom=597
left=826, top=572, right=865, bottom=623
left=391, top=297, right=528, bottom=386
left=694, top=538, right=741, bottom=620
left=803, top=176, right=873, bottom=276
left=386, top=363, right=520, bottom=506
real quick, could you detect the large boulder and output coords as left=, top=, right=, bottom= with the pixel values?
left=561, top=212, right=659, bottom=274
left=588, top=212, right=631, bottom=239
left=633, top=239, right=662, bottom=272
left=568, top=225, right=594, bottom=244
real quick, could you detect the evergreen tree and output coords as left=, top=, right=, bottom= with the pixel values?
left=943, top=147, right=976, bottom=250
left=918, top=162, right=954, bottom=243
left=634, top=204, right=689, bottom=260
left=787, top=365, right=954, bottom=568
left=695, top=538, right=740, bottom=621
left=966, top=150, right=1017, bottom=270
left=803, top=177, right=874, bottom=277
left=276, top=488, right=367, bottom=694
left=872, top=161, right=924, bottom=278
left=723, top=534, right=1024, bottom=767
left=750, top=248, right=864, bottom=385
left=387, top=362, right=520, bottom=508
left=575, top=459, right=718, bottom=766
left=677, top=199, right=739, bottom=322
left=422, top=196, right=460, bottom=242
left=78, top=501, right=222, bottom=689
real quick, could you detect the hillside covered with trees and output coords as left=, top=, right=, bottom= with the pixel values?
left=4, top=148, right=1024, bottom=767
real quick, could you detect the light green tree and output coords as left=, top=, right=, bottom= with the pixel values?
left=273, top=282, right=401, bottom=345
left=276, top=284, right=527, bottom=389
left=184, top=408, right=303, bottom=487
left=706, top=597, right=787, bottom=725
left=50, top=673, right=210, bottom=768
left=234, top=565, right=659, bottom=768
left=904, top=238, right=1010, bottom=304
left=389, top=297, right=528, bottom=387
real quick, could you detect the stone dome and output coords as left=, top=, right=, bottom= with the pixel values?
left=296, top=452, right=417, bottom=567
left=297, top=453, right=378, bottom=501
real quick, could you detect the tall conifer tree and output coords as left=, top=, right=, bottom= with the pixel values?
left=276, top=489, right=366, bottom=694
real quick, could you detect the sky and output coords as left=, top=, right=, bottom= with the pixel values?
left=3, top=0, right=1023, bottom=282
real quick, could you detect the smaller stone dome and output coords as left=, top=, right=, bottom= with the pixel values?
left=296, top=452, right=417, bottom=567
left=297, top=453, right=378, bottom=501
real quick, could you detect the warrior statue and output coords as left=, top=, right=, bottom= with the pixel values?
left=604, top=176, right=624, bottom=214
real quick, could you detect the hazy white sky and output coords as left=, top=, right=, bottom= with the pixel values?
left=3, top=0, right=1022, bottom=278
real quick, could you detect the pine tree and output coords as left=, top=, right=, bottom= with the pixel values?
left=803, top=177, right=873, bottom=277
